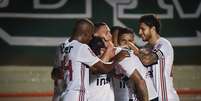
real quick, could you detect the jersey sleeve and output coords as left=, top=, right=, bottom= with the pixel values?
left=118, top=54, right=139, bottom=77
left=153, top=39, right=174, bottom=70
left=154, top=39, right=173, bottom=57
left=77, top=44, right=100, bottom=67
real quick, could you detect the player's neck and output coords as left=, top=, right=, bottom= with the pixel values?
left=148, top=33, right=160, bottom=46
left=70, top=35, right=82, bottom=43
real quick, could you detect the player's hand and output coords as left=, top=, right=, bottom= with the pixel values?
left=104, top=41, right=115, bottom=58
left=101, top=42, right=115, bottom=62
left=127, top=42, right=139, bottom=55
left=51, top=68, right=64, bottom=80
left=113, top=50, right=130, bottom=63
left=103, top=32, right=112, bottom=42
left=105, top=40, right=114, bottom=48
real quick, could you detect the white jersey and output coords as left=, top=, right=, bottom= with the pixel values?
left=88, top=74, right=114, bottom=101
left=113, top=76, right=137, bottom=101
left=62, top=40, right=100, bottom=101
left=114, top=47, right=158, bottom=101
left=149, top=37, right=179, bottom=101
left=113, top=48, right=139, bottom=101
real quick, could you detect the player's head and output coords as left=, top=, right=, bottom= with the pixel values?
left=110, top=26, right=123, bottom=47
left=94, top=22, right=112, bottom=41
left=72, top=18, right=94, bottom=44
left=138, top=14, right=160, bottom=42
left=88, top=37, right=106, bottom=57
left=118, top=27, right=135, bottom=48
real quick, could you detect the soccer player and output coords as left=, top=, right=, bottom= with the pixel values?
left=112, top=27, right=149, bottom=101
left=111, top=26, right=133, bottom=101
left=129, top=14, right=179, bottom=101
left=61, top=18, right=128, bottom=101
left=51, top=42, right=67, bottom=101
left=114, top=27, right=158, bottom=101
left=88, top=37, right=115, bottom=101
left=117, top=27, right=158, bottom=101
left=88, top=22, right=115, bottom=101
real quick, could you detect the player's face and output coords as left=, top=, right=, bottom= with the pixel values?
left=97, top=25, right=112, bottom=41
left=118, top=33, right=135, bottom=48
left=139, top=23, right=152, bottom=42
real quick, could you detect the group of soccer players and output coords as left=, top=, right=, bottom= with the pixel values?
left=51, top=14, right=180, bottom=101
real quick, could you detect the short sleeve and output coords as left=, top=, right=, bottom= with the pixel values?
left=77, top=44, right=100, bottom=67
left=153, top=38, right=174, bottom=67
left=154, top=39, right=173, bottom=59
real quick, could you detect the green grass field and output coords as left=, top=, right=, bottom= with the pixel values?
left=0, top=65, right=201, bottom=101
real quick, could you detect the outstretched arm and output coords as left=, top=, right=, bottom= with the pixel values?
left=138, top=48, right=158, bottom=66
left=128, top=42, right=158, bottom=66
left=91, top=50, right=129, bottom=74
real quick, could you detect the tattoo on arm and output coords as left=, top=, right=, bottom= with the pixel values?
left=138, top=49, right=158, bottom=66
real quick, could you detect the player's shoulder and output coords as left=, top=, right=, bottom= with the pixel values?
left=155, top=37, right=172, bottom=49
left=69, top=40, right=93, bottom=54
left=119, top=52, right=137, bottom=66
left=64, top=40, right=86, bottom=49
left=73, top=40, right=88, bottom=48
left=160, top=37, right=172, bottom=46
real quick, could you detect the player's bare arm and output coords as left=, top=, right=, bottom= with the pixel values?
left=130, top=69, right=149, bottom=101
left=128, top=42, right=158, bottom=66
left=51, top=67, right=64, bottom=80
left=51, top=44, right=65, bottom=80
left=138, top=48, right=158, bottom=66
left=91, top=50, right=129, bottom=74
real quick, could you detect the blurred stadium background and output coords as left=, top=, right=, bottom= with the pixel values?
left=0, top=0, right=201, bottom=101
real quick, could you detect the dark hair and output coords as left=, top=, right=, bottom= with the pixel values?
left=110, top=26, right=123, bottom=35
left=94, top=22, right=107, bottom=32
left=118, top=27, right=134, bottom=38
left=73, top=18, right=94, bottom=34
left=139, top=14, right=160, bottom=34
left=88, top=37, right=105, bottom=56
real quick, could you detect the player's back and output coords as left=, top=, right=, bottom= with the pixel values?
left=88, top=74, right=114, bottom=101
left=64, top=40, right=89, bottom=91
left=62, top=40, right=100, bottom=101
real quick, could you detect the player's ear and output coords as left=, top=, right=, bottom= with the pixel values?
left=151, top=26, right=156, bottom=33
